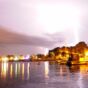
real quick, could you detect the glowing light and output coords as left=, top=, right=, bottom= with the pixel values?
left=79, top=50, right=88, bottom=62
left=85, top=51, right=88, bottom=57
left=1, top=62, right=8, bottom=79
left=25, top=55, right=30, bottom=60
left=37, top=4, right=81, bottom=34
left=2, top=57, right=8, bottom=62
left=44, top=62, right=49, bottom=78
left=77, top=65, right=86, bottom=88
left=79, top=57, right=85, bottom=62
left=15, top=63, right=17, bottom=77
left=22, top=63, right=24, bottom=80
left=84, top=51, right=88, bottom=62
left=27, top=63, right=30, bottom=79
left=18, top=63, right=20, bottom=74
left=79, top=56, right=88, bottom=63
left=80, top=65, right=88, bottom=74
left=44, top=48, right=48, bottom=55
left=9, top=56, right=14, bottom=61
left=19, top=55, right=25, bottom=60
left=10, top=64, right=13, bottom=78
left=14, top=56, right=19, bottom=61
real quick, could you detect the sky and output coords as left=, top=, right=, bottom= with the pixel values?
left=0, top=0, right=88, bottom=55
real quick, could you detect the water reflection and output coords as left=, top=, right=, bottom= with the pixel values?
left=77, top=65, right=88, bottom=88
left=22, top=63, right=24, bottom=80
left=0, top=62, right=88, bottom=88
left=44, top=62, right=49, bottom=78
left=10, top=64, right=13, bottom=78
left=78, top=73, right=83, bottom=88
left=68, top=65, right=80, bottom=73
left=18, top=63, right=20, bottom=76
left=15, top=63, right=17, bottom=77
left=0, top=62, right=30, bottom=80
left=1, top=62, right=8, bottom=79
left=68, top=65, right=88, bottom=74
left=27, top=63, right=30, bottom=79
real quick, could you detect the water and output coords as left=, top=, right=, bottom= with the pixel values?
left=0, top=61, right=88, bottom=88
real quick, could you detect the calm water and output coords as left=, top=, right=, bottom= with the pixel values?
left=0, top=61, right=88, bottom=88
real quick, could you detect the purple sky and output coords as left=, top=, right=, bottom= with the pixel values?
left=0, top=0, right=88, bottom=55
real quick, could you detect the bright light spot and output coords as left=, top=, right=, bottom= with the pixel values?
left=79, top=51, right=88, bottom=62
left=2, top=57, right=8, bottom=62
left=84, top=51, right=88, bottom=61
left=25, top=55, right=30, bottom=60
left=37, top=4, right=81, bottom=34
left=19, top=55, right=25, bottom=60
left=37, top=4, right=81, bottom=44
left=85, top=51, right=88, bottom=57
left=44, top=48, right=48, bottom=55
left=14, top=56, right=18, bottom=61
left=79, top=57, right=85, bottom=62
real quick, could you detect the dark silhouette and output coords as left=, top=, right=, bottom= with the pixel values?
left=68, top=65, right=80, bottom=73
left=66, top=54, right=73, bottom=67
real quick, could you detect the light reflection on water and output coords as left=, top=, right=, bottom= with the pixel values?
left=0, top=62, right=88, bottom=80
left=0, top=62, right=30, bottom=80
left=0, top=61, right=88, bottom=88
left=1, top=62, right=8, bottom=80
left=10, top=64, right=13, bottom=78
left=44, top=62, right=49, bottom=78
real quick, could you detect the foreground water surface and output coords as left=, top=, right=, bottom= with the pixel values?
left=0, top=61, right=88, bottom=88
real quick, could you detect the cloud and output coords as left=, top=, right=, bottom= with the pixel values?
left=0, top=27, right=65, bottom=48
left=0, top=27, right=65, bottom=55
left=0, top=0, right=88, bottom=55
left=0, top=0, right=88, bottom=46
left=45, top=30, right=79, bottom=46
